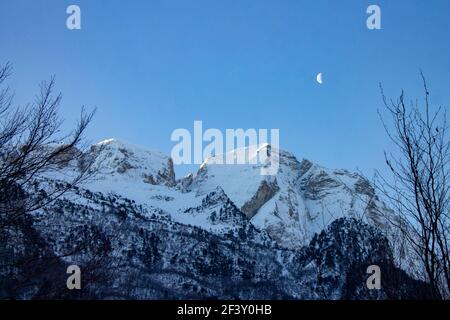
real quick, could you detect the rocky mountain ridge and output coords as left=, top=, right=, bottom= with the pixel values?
left=0, top=138, right=429, bottom=299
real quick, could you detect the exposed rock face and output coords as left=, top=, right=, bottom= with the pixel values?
left=302, top=169, right=342, bottom=201
left=51, top=145, right=82, bottom=168
left=178, top=173, right=194, bottom=191
left=84, top=140, right=414, bottom=270
left=190, top=146, right=400, bottom=252
left=143, top=158, right=176, bottom=186
left=90, top=139, right=176, bottom=187
left=241, top=180, right=280, bottom=219
left=0, top=139, right=429, bottom=299
left=1, top=186, right=432, bottom=300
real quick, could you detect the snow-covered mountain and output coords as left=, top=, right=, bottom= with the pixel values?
left=0, top=138, right=429, bottom=299
left=73, top=140, right=394, bottom=249
left=178, top=143, right=393, bottom=249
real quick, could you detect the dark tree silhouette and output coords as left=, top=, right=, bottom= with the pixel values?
left=376, top=73, right=450, bottom=299
left=0, top=62, right=103, bottom=298
left=0, top=62, right=97, bottom=229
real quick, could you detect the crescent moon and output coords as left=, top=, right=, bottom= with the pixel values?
left=316, top=73, right=323, bottom=84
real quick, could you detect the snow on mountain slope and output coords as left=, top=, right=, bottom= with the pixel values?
left=5, top=139, right=430, bottom=299
left=185, top=145, right=307, bottom=247
left=92, top=138, right=176, bottom=187
left=43, top=139, right=261, bottom=236
left=45, top=139, right=394, bottom=250
left=186, top=144, right=393, bottom=249
left=298, top=159, right=391, bottom=229
left=186, top=144, right=272, bottom=209
left=84, top=138, right=190, bottom=215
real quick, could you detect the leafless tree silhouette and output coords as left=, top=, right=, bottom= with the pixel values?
left=0, top=62, right=98, bottom=229
left=0, top=62, right=104, bottom=298
left=376, top=73, right=450, bottom=299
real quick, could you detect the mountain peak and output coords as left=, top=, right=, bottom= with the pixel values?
left=90, top=138, right=175, bottom=187
left=79, top=139, right=393, bottom=250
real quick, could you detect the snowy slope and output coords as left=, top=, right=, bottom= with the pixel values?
left=50, top=139, right=261, bottom=236
left=3, top=139, right=430, bottom=300
left=187, top=144, right=393, bottom=249
left=45, top=139, right=395, bottom=250
left=91, top=138, right=176, bottom=186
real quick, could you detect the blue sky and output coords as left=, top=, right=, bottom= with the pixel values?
left=1, top=0, right=450, bottom=178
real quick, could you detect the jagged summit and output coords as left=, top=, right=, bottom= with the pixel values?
left=67, top=139, right=393, bottom=249
left=198, top=143, right=280, bottom=167
left=90, top=138, right=176, bottom=187
left=9, top=138, right=425, bottom=300
left=49, top=138, right=395, bottom=251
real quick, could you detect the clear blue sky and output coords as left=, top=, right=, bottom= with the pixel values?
left=1, top=0, right=450, bottom=178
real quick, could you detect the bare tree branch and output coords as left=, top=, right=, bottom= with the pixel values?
left=375, top=73, right=450, bottom=299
